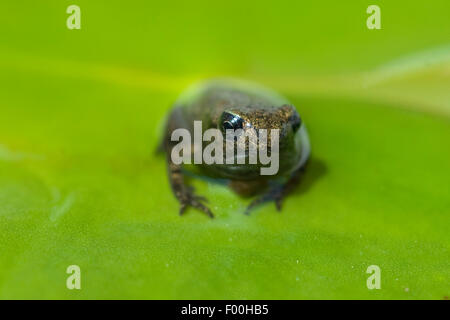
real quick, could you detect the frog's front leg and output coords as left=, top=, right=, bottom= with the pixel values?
left=163, top=129, right=213, bottom=217
left=166, top=157, right=214, bottom=218
left=162, top=107, right=214, bottom=218
left=245, top=165, right=307, bottom=215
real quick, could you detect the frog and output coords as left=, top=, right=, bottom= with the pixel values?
left=158, top=79, right=310, bottom=218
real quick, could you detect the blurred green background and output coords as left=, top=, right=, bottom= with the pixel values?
left=0, top=1, right=449, bottom=299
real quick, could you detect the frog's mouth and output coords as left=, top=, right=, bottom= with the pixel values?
left=221, top=148, right=277, bottom=164
left=207, top=161, right=268, bottom=180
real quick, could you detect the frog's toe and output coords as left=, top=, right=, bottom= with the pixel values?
left=194, top=202, right=214, bottom=218
left=179, top=203, right=188, bottom=215
left=274, top=197, right=283, bottom=211
left=179, top=194, right=214, bottom=218
left=192, top=194, right=209, bottom=203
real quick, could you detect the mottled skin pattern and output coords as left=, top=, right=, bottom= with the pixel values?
left=159, top=80, right=310, bottom=217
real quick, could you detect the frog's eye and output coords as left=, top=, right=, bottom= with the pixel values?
left=220, top=112, right=244, bottom=131
left=223, top=121, right=235, bottom=130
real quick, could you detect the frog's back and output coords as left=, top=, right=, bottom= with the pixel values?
left=175, top=79, right=290, bottom=127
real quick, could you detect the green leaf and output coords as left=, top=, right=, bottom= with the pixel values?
left=0, top=1, right=448, bottom=299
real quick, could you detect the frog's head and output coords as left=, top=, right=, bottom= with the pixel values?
left=213, top=104, right=305, bottom=178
